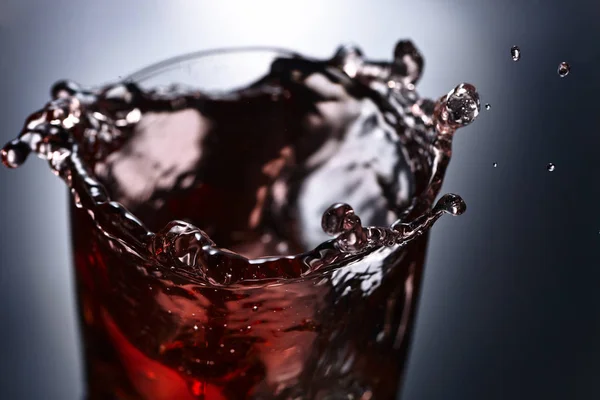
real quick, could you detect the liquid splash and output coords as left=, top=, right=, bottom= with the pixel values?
left=1, top=42, right=482, bottom=399
left=1, top=42, right=480, bottom=285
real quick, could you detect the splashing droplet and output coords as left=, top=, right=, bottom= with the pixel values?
left=440, top=83, right=481, bottom=128
left=391, top=39, right=424, bottom=86
left=547, top=163, right=555, bottom=172
left=435, top=193, right=466, bottom=216
left=321, top=203, right=369, bottom=253
left=331, top=44, right=365, bottom=78
left=1, top=140, right=31, bottom=168
left=485, top=103, right=491, bottom=110
left=321, top=203, right=357, bottom=236
left=511, top=46, right=521, bottom=61
left=557, top=62, right=570, bottom=77
left=50, top=80, right=82, bottom=99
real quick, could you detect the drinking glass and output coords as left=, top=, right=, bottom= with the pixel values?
left=50, top=47, right=441, bottom=399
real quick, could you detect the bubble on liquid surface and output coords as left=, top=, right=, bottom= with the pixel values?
left=558, top=62, right=570, bottom=77
left=511, top=46, right=521, bottom=61
left=443, top=83, right=481, bottom=127
left=547, top=163, right=555, bottom=172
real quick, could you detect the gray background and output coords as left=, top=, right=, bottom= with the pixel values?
left=1, top=0, right=599, bottom=399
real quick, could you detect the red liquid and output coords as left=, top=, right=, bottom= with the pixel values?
left=69, top=58, right=431, bottom=398
left=2, top=46, right=477, bottom=399
left=72, top=203, right=428, bottom=399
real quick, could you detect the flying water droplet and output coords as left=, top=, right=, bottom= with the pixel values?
left=493, top=162, right=498, bottom=168
left=485, top=103, right=491, bottom=110
left=511, top=46, right=521, bottom=61
left=557, top=62, right=570, bottom=77
left=547, top=163, right=555, bottom=172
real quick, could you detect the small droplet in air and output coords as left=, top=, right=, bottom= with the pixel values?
left=485, top=103, right=491, bottom=110
left=511, top=46, right=521, bottom=61
left=557, top=62, right=570, bottom=77
left=547, top=163, right=555, bottom=172
left=493, top=162, right=498, bottom=168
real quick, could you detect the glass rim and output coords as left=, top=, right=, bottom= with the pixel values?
left=123, top=46, right=304, bottom=84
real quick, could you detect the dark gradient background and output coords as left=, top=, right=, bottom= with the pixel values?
left=1, top=0, right=599, bottom=399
